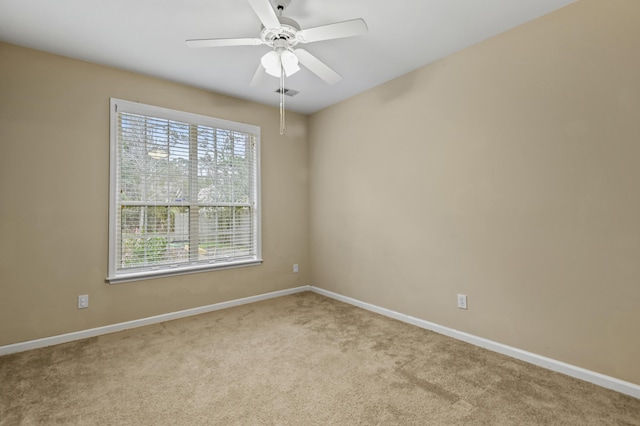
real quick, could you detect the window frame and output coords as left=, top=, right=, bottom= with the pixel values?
left=107, top=98, right=262, bottom=284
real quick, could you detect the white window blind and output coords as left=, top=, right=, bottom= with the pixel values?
left=108, top=99, right=261, bottom=283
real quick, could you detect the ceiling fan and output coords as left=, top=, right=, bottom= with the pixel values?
left=186, top=0, right=368, bottom=86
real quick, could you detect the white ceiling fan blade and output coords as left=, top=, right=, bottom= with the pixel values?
left=294, top=48, right=342, bottom=85
left=248, top=0, right=281, bottom=30
left=296, top=19, right=368, bottom=43
left=250, top=64, right=268, bottom=87
left=186, top=38, right=263, bottom=48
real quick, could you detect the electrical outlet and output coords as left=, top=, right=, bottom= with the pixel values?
left=293, top=264, right=298, bottom=273
left=78, top=294, right=89, bottom=309
left=457, top=294, right=467, bottom=310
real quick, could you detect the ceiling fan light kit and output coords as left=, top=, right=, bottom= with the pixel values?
left=186, top=0, right=368, bottom=133
left=261, top=40, right=300, bottom=77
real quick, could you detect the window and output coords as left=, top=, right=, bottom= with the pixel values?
left=108, top=99, right=261, bottom=283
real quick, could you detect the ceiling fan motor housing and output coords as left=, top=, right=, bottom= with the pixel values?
left=260, top=17, right=301, bottom=47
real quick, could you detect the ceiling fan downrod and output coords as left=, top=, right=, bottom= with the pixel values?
left=273, top=0, right=291, bottom=16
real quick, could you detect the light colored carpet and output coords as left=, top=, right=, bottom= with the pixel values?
left=1, top=291, right=638, bottom=425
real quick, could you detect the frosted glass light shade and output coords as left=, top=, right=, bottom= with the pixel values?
left=280, top=50, right=300, bottom=76
left=261, top=51, right=281, bottom=77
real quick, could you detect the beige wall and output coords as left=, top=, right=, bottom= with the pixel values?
left=309, top=0, right=640, bottom=385
left=0, top=42, right=310, bottom=345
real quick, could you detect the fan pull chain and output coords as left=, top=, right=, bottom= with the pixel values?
left=280, top=64, right=285, bottom=135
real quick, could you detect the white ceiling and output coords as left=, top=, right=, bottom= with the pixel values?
left=0, top=0, right=575, bottom=114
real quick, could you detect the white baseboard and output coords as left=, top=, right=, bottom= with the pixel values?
left=309, top=286, right=640, bottom=400
left=2, top=284, right=638, bottom=399
left=0, top=286, right=311, bottom=357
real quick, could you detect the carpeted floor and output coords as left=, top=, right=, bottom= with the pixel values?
left=1, top=291, right=638, bottom=425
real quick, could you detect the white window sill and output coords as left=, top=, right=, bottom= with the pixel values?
left=106, top=259, right=263, bottom=284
